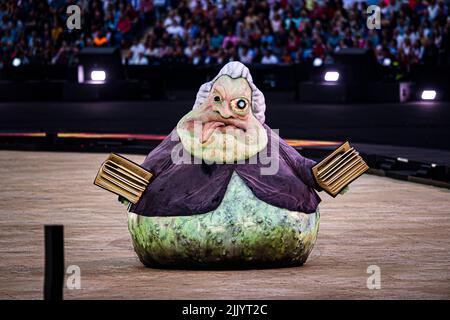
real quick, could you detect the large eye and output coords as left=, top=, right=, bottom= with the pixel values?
left=214, top=95, right=221, bottom=102
left=231, top=98, right=250, bottom=114
left=236, top=99, right=247, bottom=109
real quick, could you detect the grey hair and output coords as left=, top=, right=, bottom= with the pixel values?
left=192, top=61, right=266, bottom=124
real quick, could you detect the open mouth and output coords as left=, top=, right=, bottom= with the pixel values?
left=182, top=111, right=249, bottom=145
left=200, top=121, right=245, bottom=144
left=177, top=111, right=268, bottom=161
left=201, top=121, right=224, bottom=144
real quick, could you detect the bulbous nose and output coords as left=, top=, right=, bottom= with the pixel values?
left=215, top=102, right=234, bottom=119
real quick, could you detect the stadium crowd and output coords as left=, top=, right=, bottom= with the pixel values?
left=0, top=0, right=449, bottom=68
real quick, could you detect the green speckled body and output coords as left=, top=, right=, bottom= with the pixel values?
left=128, top=172, right=320, bottom=268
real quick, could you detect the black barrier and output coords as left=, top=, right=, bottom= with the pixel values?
left=0, top=63, right=305, bottom=88
left=44, top=225, right=64, bottom=301
left=0, top=63, right=305, bottom=101
left=0, top=63, right=449, bottom=101
left=0, top=65, right=77, bottom=82
left=410, top=65, right=450, bottom=100
left=125, top=63, right=305, bottom=91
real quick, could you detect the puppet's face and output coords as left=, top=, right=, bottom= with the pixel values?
left=177, top=75, right=268, bottom=163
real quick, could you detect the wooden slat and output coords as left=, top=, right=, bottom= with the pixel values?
left=329, top=163, right=368, bottom=194
left=319, top=151, right=358, bottom=181
left=103, top=165, right=146, bottom=191
left=317, top=146, right=353, bottom=177
left=105, top=160, right=149, bottom=184
left=324, top=157, right=362, bottom=185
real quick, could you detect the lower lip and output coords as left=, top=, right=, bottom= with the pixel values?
left=218, top=124, right=238, bottom=131
left=201, top=124, right=243, bottom=144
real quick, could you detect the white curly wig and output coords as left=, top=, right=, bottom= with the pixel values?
left=192, top=61, right=267, bottom=124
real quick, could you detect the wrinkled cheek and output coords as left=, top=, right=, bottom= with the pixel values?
left=231, top=130, right=249, bottom=144
left=243, top=127, right=265, bottom=145
left=179, top=119, right=203, bottom=138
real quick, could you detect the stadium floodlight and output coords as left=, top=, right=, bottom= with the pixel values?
left=90, top=70, right=106, bottom=82
left=324, top=71, right=339, bottom=82
left=421, top=90, right=436, bottom=100
left=382, top=58, right=391, bottom=66
left=313, top=57, right=323, bottom=67
left=12, top=57, right=21, bottom=67
left=77, top=47, right=123, bottom=84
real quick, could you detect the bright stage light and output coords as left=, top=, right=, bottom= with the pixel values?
left=421, top=90, right=436, bottom=100
left=12, top=58, right=21, bottom=67
left=382, top=58, right=391, bottom=66
left=313, top=57, right=323, bottom=67
left=90, top=70, right=106, bottom=82
left=324, top=71, right=339, bottom=82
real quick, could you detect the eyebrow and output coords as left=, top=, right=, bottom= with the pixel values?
left=214, top=84, right=251, bottom=100
left=214, top=85, right=227, bottom=98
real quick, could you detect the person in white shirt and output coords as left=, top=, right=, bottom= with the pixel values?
left=166, top=20, right=185, bottom=38
left=427, top=0, right=440, bottom=21
left=239, top=46, right=254, bottom=64
left=129, top=40, right=145, bottom=63
left=271, top=13, right=282, bottom=33
left=261, top=50, right=279, bottom=64
left=145, top=44, right=161, bottom=59
left=189, top=0, right=208, bottom=11
left=163, top=10, right=181, bottom=28
left=137, top=52, right=149, bottom=65
left=184, top=39, right=195, bottom=59
left=394, top=29, right=405, bottom=49
left=130, top=52, right=148, bottom=65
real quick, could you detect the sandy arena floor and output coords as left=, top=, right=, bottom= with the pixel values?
left=0, top=151, right=449, bottom=299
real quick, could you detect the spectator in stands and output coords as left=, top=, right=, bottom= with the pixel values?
left=129, top=39, right=145, bottom=63
left=312, top=37, right=326, bottom=59
left=209, top=28, right=223, bottom=49
left=222, top=30, right=240, bottom=49
left=94, top=31, right=108, bottom=47
left=261, top=50, right=278, bottom=64
left=166, top=19, right=185, bottom=38
left=0, top=0, right=449, bottom=69
left=239, top=45, right=254, bottom=64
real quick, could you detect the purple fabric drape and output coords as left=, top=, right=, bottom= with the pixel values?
left=130, top=124, right=321, bottom=216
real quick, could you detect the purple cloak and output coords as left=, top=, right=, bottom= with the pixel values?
left=130, top=124, right=321, bottom=217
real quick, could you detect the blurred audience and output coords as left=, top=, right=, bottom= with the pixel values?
left=0, top=0, right=449, bottom=68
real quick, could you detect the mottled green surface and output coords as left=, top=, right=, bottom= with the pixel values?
left=128, top=172, right=320, bottom=268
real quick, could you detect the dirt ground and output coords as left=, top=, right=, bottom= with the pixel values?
left=0, top=150, right=449, bottom=299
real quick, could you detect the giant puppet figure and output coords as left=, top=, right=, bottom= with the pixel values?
left=126, top=62, right=331, bottom=268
